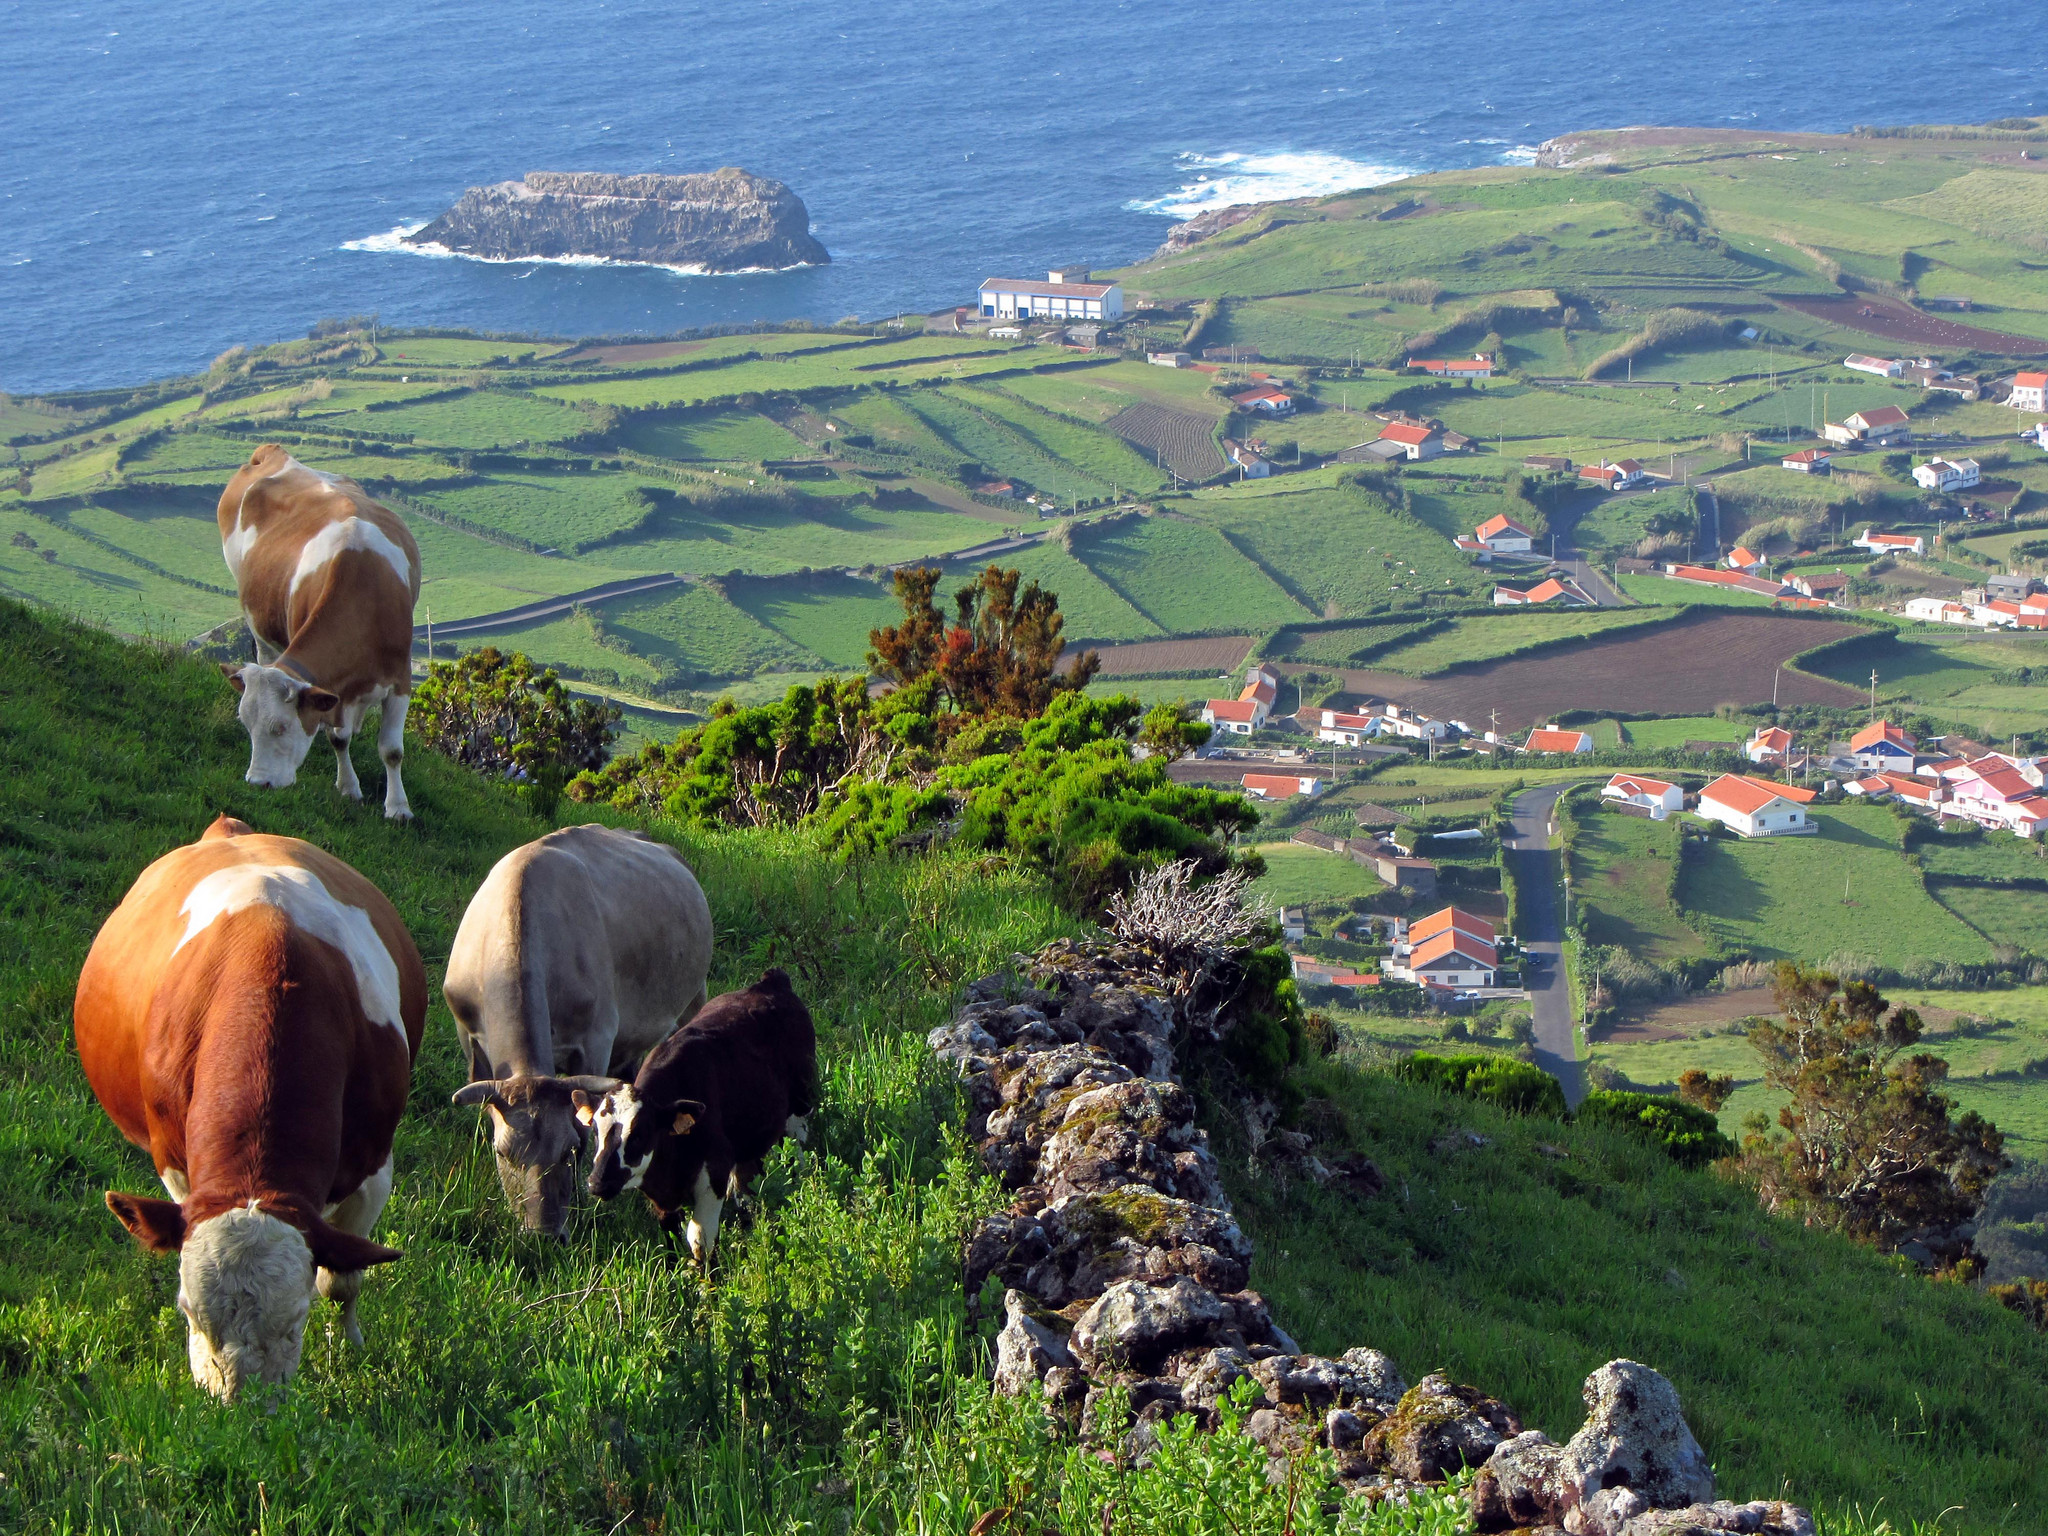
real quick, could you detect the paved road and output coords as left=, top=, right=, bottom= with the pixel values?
left=1505, top=783, right=1587, bottom=1107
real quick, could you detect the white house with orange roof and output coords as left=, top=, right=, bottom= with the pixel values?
left=2011, top=371, right=2048, bottom=414
left=1525, top=726, right=1593, bottom=755
left=1781, top=448, right=1832, bottom=474
left=1474, top=512, right=1536, bottom=554
left=1316, top=708, right=1383, bottom=746
left=1603, top=773, right=1684, bottom=817
left=1747, top=725, right=1794, bottom=765
left=1824, top=405, right=1912, bottom=447
left=1493, top=576, right=1593, bottom=607
left=1230, top=384, right=1295, bottom=416
left=1384, top=905, right=1499, bottom=989
left=1848, top=719, right=1917, bottom=771
left=1854, top=528, right=1926, bottom=558
left=1579, top=459, right=1647, bottom=490
left=1408, top=354, right=1496, bottom=379
left=1241, top=773, right=1324, bottom=802
left=1374, top=421, right=1443, bottom=461
left=1913, top=458, right=1981, bottom=493
left=1845, top=772, right=1944, bottom=812
left=1943, top=756, right=2048, bottom=836
left=1697, top=775, right=1818, bottom=837
left=1201, top=699, right=1262, bottom=735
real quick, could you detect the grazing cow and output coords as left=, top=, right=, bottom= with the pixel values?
left=445, top=824, right=714, bottom=1236
left=73, top=815, right=426, bottom=1399
left=215, top=444, right=422, bottom=819
left=578, top=969, right=818, bottom=1264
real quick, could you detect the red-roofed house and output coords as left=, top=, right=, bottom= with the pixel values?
left=1746, top=725, right=1794, bottom=765
left=2011, top=372, right=2048, bottom=413
left=1202, top=698, right=1264, bottom=735
left=1698, top=774, right=1817, bottom=837
left=1525, top=727, right=1593, bottom=755
left=1386, top=906, right=1500, bottom=988
left=1822, top=405, right=1913, bottom=447
left=1945, top=760, right=2048, bottom=835
left=1493, top=576, right=1593, bottom=607
left=1408, top=354, right=1496, bottom=379
left=1579, top=459, right=1648, bottom=490
left=1604, top=773, right=1684, bottom=816
left=1782, top=448, right=1832, bottom=474
left=1409, top=906, right=1498, bottom=949
left=1242, top=773, right=1324, bottom=801
left=1474, top=513, right=1536, bottom=554
left=1853, top=528, right=1926, bottom=557
left=1848, top=719, right=1917, bottom=771
left=1726, top=546, right=1764, bottom=573
left=1230, top=385, right=1295, bottom=415
left=1665, top=564, right=1790, bottom=598
left=1789, top=570, right=1849, bottom=600
left=1317, top=709, right=1383, bottom=746
left=1375, top=420, right=1443, bottom=461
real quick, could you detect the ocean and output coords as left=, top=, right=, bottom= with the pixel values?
left=3, top=0, right=2039, bottom=393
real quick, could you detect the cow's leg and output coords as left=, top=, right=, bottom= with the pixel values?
left=785, top=1114, right=810, bottom=1147
left=330, top=699, right=368, bottom=802
left=317, top=1154, right=393, bottom=1347
left=684, top=1164, right=726, bottom=1268
left=378, top=692, right=413, bottom=822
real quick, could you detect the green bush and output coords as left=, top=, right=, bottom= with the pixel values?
left=411, top=646, right=619, bottom=817
left=1398, top=1052, right=1568, bottom=1117
left=1576, top=1089, right=1736, bottom=1168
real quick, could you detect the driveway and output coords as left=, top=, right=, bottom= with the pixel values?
left=1504, top=783, right=1587, bottom=1106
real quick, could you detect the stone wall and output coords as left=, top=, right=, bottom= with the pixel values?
left=928, top=935, right=1815, bottom=1536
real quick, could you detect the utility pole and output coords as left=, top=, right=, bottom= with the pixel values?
left=1869, top=668, right=1879, bottom=719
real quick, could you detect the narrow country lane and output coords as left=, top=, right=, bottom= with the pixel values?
left=1505, top=783, right=1587, bottom=1107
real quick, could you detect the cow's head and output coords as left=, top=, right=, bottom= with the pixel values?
left=452, top=1074, right=621, bottom=1237
left=220, top=663, right=339, bottom=788
left=578, top=1084, right=705, bottom=1201
left=105, top=1192, right=398, bottom=1401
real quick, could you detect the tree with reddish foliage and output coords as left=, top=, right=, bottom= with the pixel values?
left=1738, top=963, right=2005, bottom=1263
left=868, top=564, right=1099, bottom=720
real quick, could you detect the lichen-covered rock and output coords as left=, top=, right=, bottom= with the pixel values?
left=993, top=1289, right=1075, bottom=1397
left=1568, top=1486, right=1650, bottom=1536
left=1339, top=1347, right=1407, bottom=1404
left=1562, top=1361, right=1715, bottom=1512
left=1070, top=1277, right=1235, bottom=1374
left=1326, top=1407, right=1370, bottom=1450
left=1617, top=1504, right=1815, bottom=1536
left=1472, top=1432, right=1572, bottom=1532
left=1251, top=1352, right=1404, bottom=1413
left=1038, top=1077, right=1224, bottom=1205
left=1362, top=1371, right=1523, bottom=1482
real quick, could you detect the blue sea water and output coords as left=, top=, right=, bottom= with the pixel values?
left=3, top=1, right=2041, bottom=392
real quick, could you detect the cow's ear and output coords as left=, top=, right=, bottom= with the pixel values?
left=107, top=1191, right=186, bottom=1253
left=571, top=1090, right=599, bottom=1125
left=305, top=1218, right=401, bottom=1273
left=301, top=688, right=341, bottom=716
left=219, top=663, right=247, bottom=694
left=672, top=1099, right=708, bottom=1136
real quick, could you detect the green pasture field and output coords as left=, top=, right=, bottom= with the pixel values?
left=899, top=390, right=1113, bottom=503
left=58, top=495, right=236, bottom=590
left=724, top=570, right=905, bottom=670
left=598, top=579, right=825, bottom=679
left=453, top=609, right=667, bottom=690
left=124, top=430, right=270, bottom=477
left=1618, top=572, right=1777, bottom=607
left=1621, top=715, right=1746, bottom=748
left=1799, top=624, right=2048, bottom=736
left=378, top=336, right=572, bottom=366
left=1931, top=881, right=2048, bottom=955
left=1270, top=617, right=1435, bottom=666
left=1569, top=803, right=1708, bottom=960
left=1206, top=292, right=1411, bottom=364
left=0, top=499, right=236, bottom=639
left=393, top=515, right=639, bottom=622
left=829, top=394, right=963, bottom=461
left=1077, top=675, right=1210, bottom=706
left=1423, top=383, right=1714, bottom=447
left=1012, top=359, right=1230, bottom=418
left=976, top=536, right=1162, bottom=644
left=1192, top=480, right=1478, bottom=616
left=614, top=494, right=1005, bottom=578
left=1250, top=839, right=1390, bottom=904
left=1571, top=487, right=1695, bottom=553
left=537, top=338, right=1026, bottom=408
left=1680, top=803, right=1988, bottom=967
left=30, top=443, right=122, bottom=499
left=1069, top=513, right=1310, bottom=634
left=955, top=384, right=1168, bottom=494
left=620, top=408, right=810, bottom=463
left=415, top=471, right=674, bottom=550
left=316, top=389, right=595, bottom=449
left=1361, top=608, right=1672, bottom=675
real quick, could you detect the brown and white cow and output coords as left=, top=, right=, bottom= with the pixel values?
left=445, top=824, right=714, bottom=1236
left=74, top=815, right=426, bottom=1399
left=216, top=444, right=421, bottom=819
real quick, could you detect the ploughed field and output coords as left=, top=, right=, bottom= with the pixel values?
left=1321, top=610, right=1865, bottom=728
left=1103, top=403, right=1228, bottom=482
left=1078, top=633, right=1259, bottom=676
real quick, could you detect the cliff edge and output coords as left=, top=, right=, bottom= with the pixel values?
left=404, top=168, right=828, bottom=271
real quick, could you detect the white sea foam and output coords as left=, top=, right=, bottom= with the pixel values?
left=339, top=221, right=810, bottom=276
left=1129, top=151, right=1415, bottom=220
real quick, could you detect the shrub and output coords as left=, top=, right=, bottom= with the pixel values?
left=1398, top=1052, right=1568, bottom=1118
left=411, top=647, right=619, bottom=816
left=1578, top=1090, right=1735, bottom=1168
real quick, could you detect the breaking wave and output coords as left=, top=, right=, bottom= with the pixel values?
left=339, top=222, right=808, bottom=276
left=1128, top=151, right=1415, bottom=219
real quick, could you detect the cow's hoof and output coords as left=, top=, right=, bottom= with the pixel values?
left=383, top=807, right=414, bottom=823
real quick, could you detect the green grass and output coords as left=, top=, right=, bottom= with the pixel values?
left=957, top=385, right=1167, bottom=494
left=1572, top=487, right=1696, bottom=554
left=0, top=499, right=237, bottom=640
left=1619, top=571, right=1778, bottom=607
left=724, top=571, right=906, bottom=670
left=1622, top=715, right=1747, bottom=748
left=983, top=536, right=1162, bottom=644
left=378, top=336, right=569, bottom=366
left=619, top=409, right=810, bottom=463
left=1569, top=804, right=1708, bottom=960
left=415, top=471, right=674, bottom=551
left=1249, top=840, right=1389, bottom=906
left=1680, top=804, right=1989, bottom=967
left=614, top=495, right=1002, bottom=578
left=313, top=390, right=596, bottom=449
left=599, top=579, right=826, bottom=679
left=1800, top=625, right=2048, bottom=738
left=898, top=389, right=1115, bottom=503
left=538, top=338, right=1025, bottom=408
left=1360, top=608, right=1672, bottom=675
left=1071, top=514, right=1310, bottom=634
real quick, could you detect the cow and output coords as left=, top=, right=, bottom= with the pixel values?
left=215, top=444, right=422, bottom=820
left=445, top=824, right=714, bottom=1237
left=73, top=815, right=426, bottom=1399
left=577, top=969, right=817, bottom=1265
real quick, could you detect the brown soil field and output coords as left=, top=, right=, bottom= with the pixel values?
left=1320, top=610, right=1864, bottom=727
left=1602, top=988, right=1979, bottom=1043
left=1773, top=293, right=2048, bottom=357
left=1078, top=634, right=1257, bottom=676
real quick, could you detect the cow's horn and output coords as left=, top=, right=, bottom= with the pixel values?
left=554, top=1074, right=627, bottom=1094
left=451, top=1080, right=512, bottom=1109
